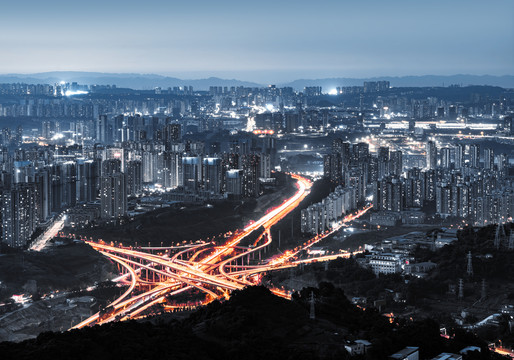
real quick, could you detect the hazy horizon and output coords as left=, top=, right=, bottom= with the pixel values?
left=1, top=71, right=514, bottom=86
left=1, top=0, right=512, bottom=84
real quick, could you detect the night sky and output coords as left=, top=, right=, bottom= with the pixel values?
left=1, top=0, right=513, bottom=82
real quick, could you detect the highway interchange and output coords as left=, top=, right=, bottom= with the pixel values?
left=71, top=174, right=372, bottom=329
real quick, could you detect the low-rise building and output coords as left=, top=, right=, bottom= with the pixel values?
left=401, top=210, right=425, bottom=224
left=431, top=353, right=462, bottom=360
left=370, top=211, right=401, bottom=226
left=369, top=253, right=402, bottom=275
left=404, top=261, right=436, bottom=276
left=389, top=346, right=419, bottom=360
left=344, top=339, right=372, bottom=355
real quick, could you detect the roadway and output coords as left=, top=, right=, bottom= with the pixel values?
left=30, top=214, right=66, bottom=252
left=71, top=174, right=371, bottom=328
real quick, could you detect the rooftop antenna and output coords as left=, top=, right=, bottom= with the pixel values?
left=310, top=292, right=316, bottom=320
left=494, top=220, right=506, bottom=249
left=466, top=251, right=473, bottom=277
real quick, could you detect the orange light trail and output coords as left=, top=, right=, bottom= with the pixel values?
left=70, top=174, right=371, bottom=329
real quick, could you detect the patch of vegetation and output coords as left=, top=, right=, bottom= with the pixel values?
left=0, top=243, right=113, bottom=302
left=0, top=285, right=499, bottom=360
left=74, top=173, right=296, bottom=247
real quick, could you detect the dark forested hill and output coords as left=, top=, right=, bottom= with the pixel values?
left=0, top=285, right=499, bottom=360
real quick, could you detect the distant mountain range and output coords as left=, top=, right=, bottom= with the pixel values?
left=0, top=72, right=512, bottom=90
left=0, top=72, right=261, bottom=90
left=283, top=75, right=514, bottom=90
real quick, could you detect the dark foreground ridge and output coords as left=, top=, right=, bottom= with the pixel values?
left=0, top=285, right=498, bottom=360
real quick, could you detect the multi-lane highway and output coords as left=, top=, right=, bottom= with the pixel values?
left=30, top=213, right=66, bottom=252
left=71, top=174, right=372, bottom=329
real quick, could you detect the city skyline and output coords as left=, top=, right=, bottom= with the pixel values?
left=1, top=1, right=514, bottom=357
left=1, top=0, right=513, bottom=83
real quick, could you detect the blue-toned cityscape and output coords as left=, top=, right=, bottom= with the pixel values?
left=0, top=1, right=513, bottom=359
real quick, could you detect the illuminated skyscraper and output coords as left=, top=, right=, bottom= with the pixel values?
left=182, top=156, right=202, bottom=192
left=454, top=144, right=464, bottom=169
left=162, top=152, right=182, bottom=189
left=101, top=158, right=122, bottom=176
left=426, top=141, right=437, bottom=170
left=225, top=169, right=243, bottom=198
left=100, top=172, right=127, bottom=219
left=96, top=115, right=108, bottom=143
left=323, top=153, right=342, bottom=184
left=126, top=160, right=143, bottom=196
left=76, top=159, right=97, bottom=202
left=1, top=183, right=38, bottom=248
left=202, top=157, right=223, bottom=194
left=483, top=148, right=494, bottom=170
left=241, top=154, right=261, bottom=198
left=440, top=147, right=451, bottom=169
left=390, top=150, right=403, bottom=176
left=377, top=146, right=390, bottom=180
left=164, top=123, right=182, bottom=145
left=469, top=144, right=480, bottom=169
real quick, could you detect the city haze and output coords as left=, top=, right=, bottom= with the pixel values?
left=1, top=0, right=513, bottom=82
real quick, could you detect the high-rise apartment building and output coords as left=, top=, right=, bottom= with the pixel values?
left=100, top=172, right=127, bottom=219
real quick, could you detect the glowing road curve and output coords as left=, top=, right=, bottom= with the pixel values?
left=71, top=174, right=372, bottom=329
